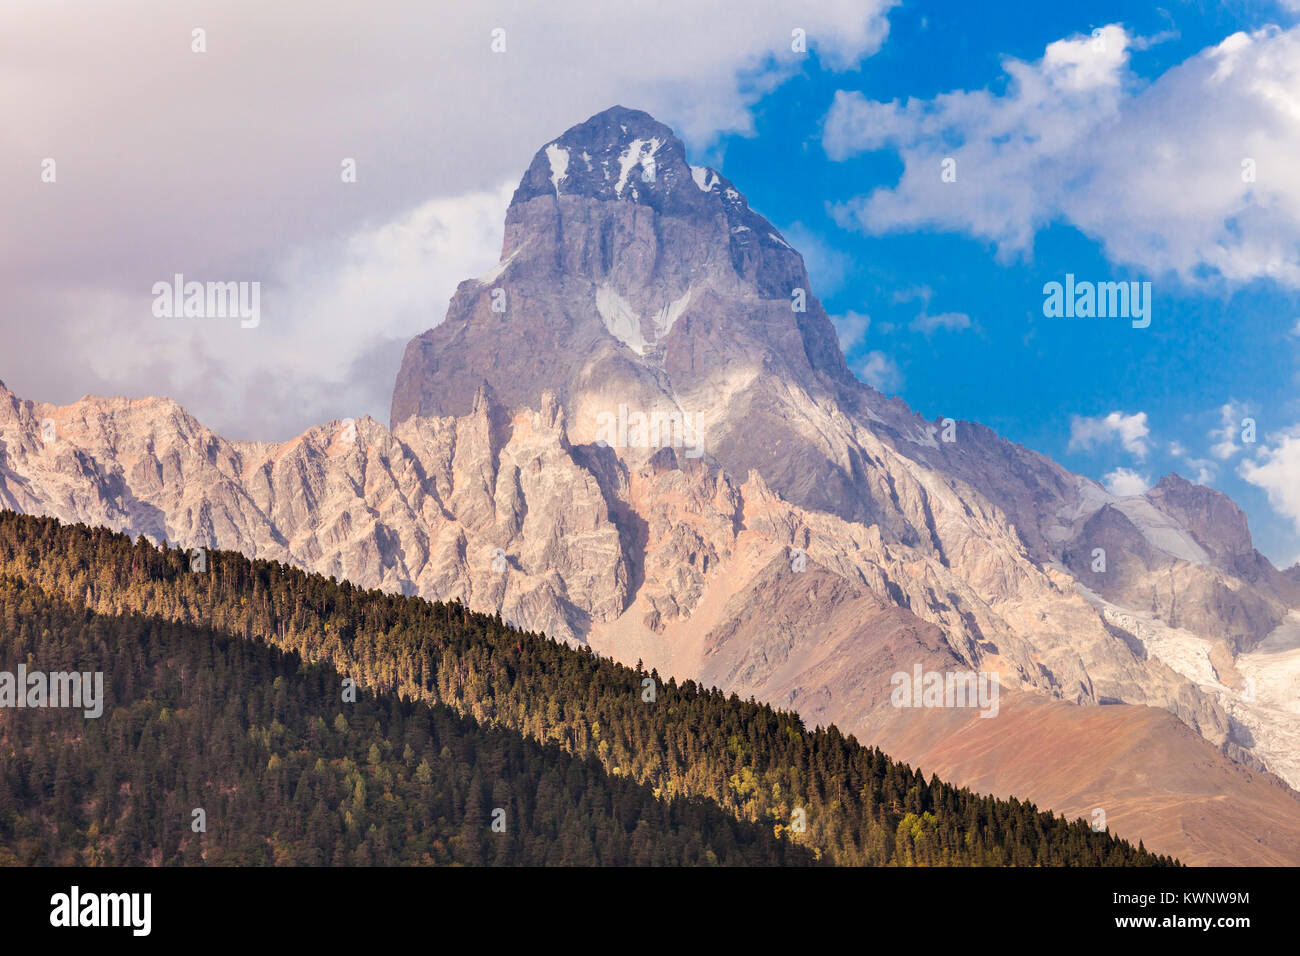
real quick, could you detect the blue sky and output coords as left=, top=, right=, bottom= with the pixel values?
left=703, top=0, right=1300, bottom=565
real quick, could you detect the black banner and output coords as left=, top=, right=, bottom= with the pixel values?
left=0, top=865, right=1269, bottom=943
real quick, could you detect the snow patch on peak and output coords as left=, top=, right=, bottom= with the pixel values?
left=476, top=249, right=520, bottom=286
left=1112, top=497, right=1211, bottom=564
left=615, top=138, right=661, bottom=197
left=1059, top=476, right=1114, bottom=522
left=1057, top=477, right=1211, bottom=563
left=595, top=284, right=693, bottom=353
left=545, top=144, right=569, bottom=193
left=906, top=425, right=940, bottom=449
left=691, top=165, right=718, bottom=192
left=595, top=285, right=648, bottom=355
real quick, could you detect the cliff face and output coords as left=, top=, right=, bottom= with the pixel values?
left=4, top=105, right=1300, bottom=864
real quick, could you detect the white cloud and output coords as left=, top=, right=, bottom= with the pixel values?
left=892, top=285, right=932, bottom=304
left=1210, top=400, right=1251, bottom=460
left=1103, top=467, right=1152, bottom=496
left=831, top=311, right=871, bottom=353
left=910, top=310, right=971, bottom=334
left=1240, top=426, right=1300, bottom=535
left=1169, top=440, right=1217, bottom=483
left=859, top=350, right=903, bottom=392
left=824, top=23, right=1300, bottom=287
left=0, top=0, right=896, bottom=438
left=1186, top=458, right=1218, bottom=485
left=1068, top=410, right=1151, bottom=459
left=28, top=184, right=513, bottom=439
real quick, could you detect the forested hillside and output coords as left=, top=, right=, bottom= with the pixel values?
left=0, top=512, right=1177, bottom=866
left=0, top=584, right=807, bottom=865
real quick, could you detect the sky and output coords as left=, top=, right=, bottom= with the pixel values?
left=3, top=0, right=1300, bottom=565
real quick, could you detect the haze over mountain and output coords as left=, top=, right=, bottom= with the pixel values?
left=3, top=106, right=1299, bottom=865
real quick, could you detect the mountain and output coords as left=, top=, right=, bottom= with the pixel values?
left=3, top=105, right=1299, bottom=864
left=0, top=511, right=1173, bottom=866
left=391, top=105, right=1300, bottom=800
left=391, top=106, right=860, bottom=522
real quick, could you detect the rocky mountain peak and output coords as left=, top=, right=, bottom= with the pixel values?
left=510, top=106, right=682, bottom=207
left=497, top=104, right=808, bottom=306
left=508, top=105, right=779, bottom=239
left=392, top=105, right=851, bottom=443
left=1147, top=471, right=1254, bottom=561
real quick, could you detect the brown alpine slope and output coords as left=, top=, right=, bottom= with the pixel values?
left=867, top=694, right=1300, bottom=867
left=649, top=552, right=1300, bottom=866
